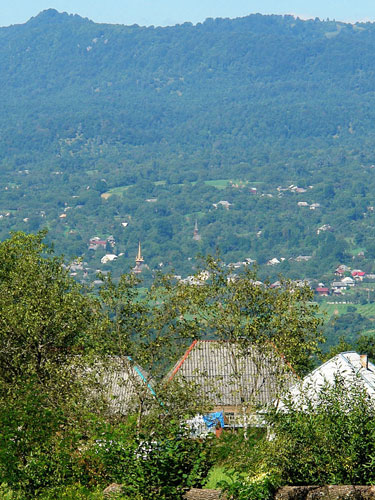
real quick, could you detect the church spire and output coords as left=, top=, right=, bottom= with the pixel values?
left=134, top=241, right=144, bottom=274
left=193, top=220, right=201, bottom=241
left=136, top=241, right=144, bottom=264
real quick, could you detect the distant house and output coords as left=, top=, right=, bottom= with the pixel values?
left=295, top=255, right=312, bottom=262
left=168, top=340, right=295, bottom=424
left=316, top=287, right=329, bottom=296
left=279, top=352, right=375, bottom=409
left=101, top=254, right=117, bottom=264
left=309, top=203, right=321, bottom=210
left=331, top=281, right=348, bottom=292
left=89, top=237, right=107, bottom=250
left=317, top=224, right=333, bottom=235
left=213, top=200, right=232, bottom=210
left=342, top=276, right=355, bottom=287
left=352, top=270, right=366, bottom=281
left=297, top=201, right=309, bottom=207
left=270, top=281, right=281, bottom=289
left=267, top=257, right=280, bottom=266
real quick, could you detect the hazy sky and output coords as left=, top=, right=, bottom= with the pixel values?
left=2, top=0, right=375, bottom=28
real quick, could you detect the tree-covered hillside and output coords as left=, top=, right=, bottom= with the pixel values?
left=1, top=10, right=375, bottom=279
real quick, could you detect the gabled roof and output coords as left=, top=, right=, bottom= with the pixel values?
left=100, top=356, right=156, bottom=414
left=168, top=340, right=294, bottom=407
left=284, top=352, right=375, bottom=406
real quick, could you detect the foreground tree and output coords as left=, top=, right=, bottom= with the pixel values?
left=0, top=230, right=101, bottom=393
left=176, top=257, right=323, bottom=376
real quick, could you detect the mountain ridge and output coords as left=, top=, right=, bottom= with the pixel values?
left=0, top=12, right=374, bottom=281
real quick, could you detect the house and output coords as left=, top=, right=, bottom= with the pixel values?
left=315, top=287, right=329, bottom=296
left=180, top=271, right=210, bottom=286
left=279, top=352, right=375, bottom=409
left=352, top=270, right=366, bottom=281
left=98, top=356, right=156, bottom=415
left=89, top=237, right=107, bottom=250
left=101, top=254, right=117, bottom=264
left=168, top=340, right=295, bottom=425
left=267, top=258, right=280, bottom=266
left=309, top=203, right=321, bottom=210
left=213, top=200, right=232, bottom=210
left=342, top=276, right=355, bottom=287
left=331, top=281, right=348, bottom=292
left=297, top=202, right=309, bottom=207
left=336, top=264, right=350, bottom=273
left=295, top=255, right=312, bottom=262
left=317, top=224, right=333, bottom=235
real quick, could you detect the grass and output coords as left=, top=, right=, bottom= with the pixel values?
left=204, top=465, right=233, bottom=489
left=318, top=301, right=375, bottom=319
left=105, top=185, right=133, bottom=196
left=204, top=179, right=231, bottom=189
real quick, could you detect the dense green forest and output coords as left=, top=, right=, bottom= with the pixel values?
left=2, top=10, right=375, bottom=281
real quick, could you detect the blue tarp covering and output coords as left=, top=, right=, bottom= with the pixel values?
left=203, top=412, right=225, bottom=429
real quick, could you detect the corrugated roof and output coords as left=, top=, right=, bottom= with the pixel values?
left=100, top=356, right=156, bottom=414
left=168, top=340, right=293, bottom=407
left=283, top=351, right=375, bottom=407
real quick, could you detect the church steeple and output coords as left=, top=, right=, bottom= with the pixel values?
left=136, top=241, right=144, bottom=264
left=193, top=220, right=201, bottom=241
left=134, top=241, right=144, bottom=274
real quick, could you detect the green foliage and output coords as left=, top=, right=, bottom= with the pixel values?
left=81, top=422, right=213, bottom=500
left=265, top=377, right=375, bottom=485
left=220, top=377, right=375, bottom=498
left=179, top=257, right=323, bottom=376
left=0, top=230, right=101, bottom=391
left=219, top=473, right=279, bottom=500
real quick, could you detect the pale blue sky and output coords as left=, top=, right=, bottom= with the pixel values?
left=1, top=0, right=375, bottom=28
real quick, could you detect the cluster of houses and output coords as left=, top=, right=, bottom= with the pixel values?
left=106, top=340, right=375, bottom=435
left=88, top=235, right=116, bottom=251
left=266, top=255, right=312, bottom=266
left=298, top=201, right=321, bottom=210
left=277, top=184, right=312, bottom=194
left=315, top=266, right=372, bottom=296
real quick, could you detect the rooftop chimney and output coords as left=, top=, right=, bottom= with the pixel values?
left=360, top=354, right=368, bottom=370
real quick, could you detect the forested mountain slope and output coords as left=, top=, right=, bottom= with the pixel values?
left=1, top=9, right=375, bottom=279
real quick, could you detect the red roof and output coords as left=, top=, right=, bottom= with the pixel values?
left=352, top=271, right=365, bottom=277
left=90, top=239, right=107, bottom=245
left=316, top=287, right=329, bottom=293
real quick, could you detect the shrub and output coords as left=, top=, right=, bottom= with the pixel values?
left=220, top=375, right=375, bottom=499
left=82, top=421, right=214, bottom=500
left=266, top=376, right=375, bottom=485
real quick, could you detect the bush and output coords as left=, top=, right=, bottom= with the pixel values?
left=266, top=376, right=375, bottom=485
left=220, top=376, right=375, bottom=499
left=82, top=421, right=213, bottom=500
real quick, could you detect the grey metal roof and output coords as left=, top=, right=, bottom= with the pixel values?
left=169, top=340, right=293, bottom=407
left=99, top=356, right=156, bottom=414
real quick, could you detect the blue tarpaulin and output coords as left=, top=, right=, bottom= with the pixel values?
left=203, top=412, right=225, bottom=429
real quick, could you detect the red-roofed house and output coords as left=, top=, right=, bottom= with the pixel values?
left=352, top=270, right=366, bottom=281
left=316, top=287, right=329, bottom=296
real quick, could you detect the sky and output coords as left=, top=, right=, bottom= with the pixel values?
left=2, top=0, right=375, bottom=28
